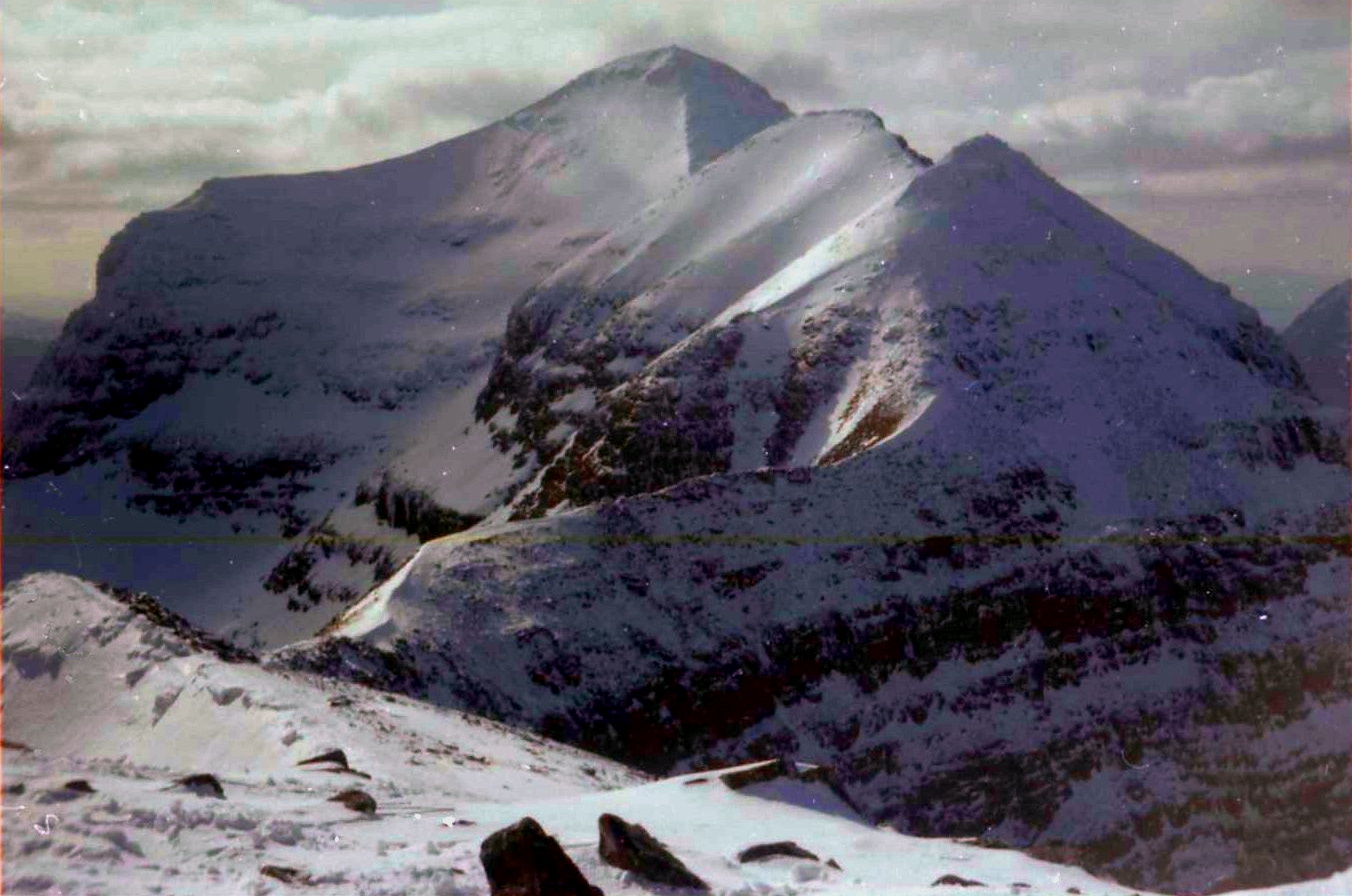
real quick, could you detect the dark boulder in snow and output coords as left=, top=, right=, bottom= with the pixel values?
left=298, top=747, right=372, bottom=778
left=480, top=817, right=603, bottom=896
left=260, top=865, right=310, bottom=885
left=597, top=813, right=708, bottom=891
left=720, top=759, right=793, bottom=790
left=171, top=773, right=226, bottom=799
left=328, top=788, right=377, bottom=815
left=737, top=841, right=820, bottom=863
left=40, top=779, right=98, bottom=803
left=932, top=873, right=987, bottom=887
left=298, top=748, right=350, bottom=769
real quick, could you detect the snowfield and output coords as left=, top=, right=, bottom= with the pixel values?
left=0, top=573, right=1190, bottom=896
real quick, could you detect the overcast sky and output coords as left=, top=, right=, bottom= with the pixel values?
left=3, top=0, right=1348, bottom=325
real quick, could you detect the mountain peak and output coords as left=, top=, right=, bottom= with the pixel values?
left=509, top=46, right=792, bottom=172
left=579, top=44, right=744, bottom=82
left=940, top=133, right=1041, bottom=176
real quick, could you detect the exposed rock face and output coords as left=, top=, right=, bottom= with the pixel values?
left=480, top=817, right=603, bottom=896
left=597, top=813, right=708, bottom=891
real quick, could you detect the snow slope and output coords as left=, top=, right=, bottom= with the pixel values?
left=2, top=47, right=791, bottom=647
left=4, top=572, right=1194, bottom=896
left=480, top=133, right=1336, bottom=524
left=282, top=137, right=1352, bottom=894
left=1283, top=280, right=1350, bottom=409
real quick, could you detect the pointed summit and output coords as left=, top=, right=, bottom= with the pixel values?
left=509, top=46, right=792, bottom=172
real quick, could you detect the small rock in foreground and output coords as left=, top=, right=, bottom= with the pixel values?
left=598, top=813, right=708, bottom=891
left=328, top=789, right=377, bottom=815
left=480, top=817, right=603, bottom=896
left=737, top=841, right=819, bottom=863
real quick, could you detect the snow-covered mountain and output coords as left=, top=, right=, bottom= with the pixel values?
left=5, top=572, right=1213, bottom=896
left=2, top=47, right=792, bottom=646
left=280, top=135, right=1351, bottom=894
left=6, top=45, right=1350, bottom=896
left=1284, top=280, right=1350, bottom=409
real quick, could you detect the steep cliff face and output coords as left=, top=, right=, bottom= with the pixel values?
left=3, top=47, right=791, bottom=644
left=279, top=139, right=1351, bottom=894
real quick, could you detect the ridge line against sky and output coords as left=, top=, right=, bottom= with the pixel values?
left=2, top=0, right=1348, bottom=326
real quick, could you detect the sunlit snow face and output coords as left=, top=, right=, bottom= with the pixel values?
left=3, top=0, right=1348, bottom=319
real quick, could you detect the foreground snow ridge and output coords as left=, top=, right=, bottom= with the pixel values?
left=1, top=573, right=1187, bottom=896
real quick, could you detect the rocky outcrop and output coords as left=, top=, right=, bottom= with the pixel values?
left=480, top=817, right=603, bottom=896
left=597, top=813, right=707, bottom=891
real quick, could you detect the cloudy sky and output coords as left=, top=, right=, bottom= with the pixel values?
left=3, top=0, right=1348, bottom=325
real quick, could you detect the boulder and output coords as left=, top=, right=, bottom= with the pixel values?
left=260, top=865, right=310, bottom=885
left=932, top=873, right=986, bottom=887
left=328, top=789, right=377, bottom=815
left=298, top=749, right=350, bottom=769
left=597, top=813, right=708, bottom=891
left=480, top=817, right=602, bottom=896
left=737, top=841, right=820, bottom=863
left=171, top=774, right=226, bottom=799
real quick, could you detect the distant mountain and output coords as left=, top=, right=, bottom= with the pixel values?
left=3, top=311, right=62, bottom=416
left=1283, top=280, right=1349, bottom=409
left=1218, top=266, right=1342, bottom=331
left=3, top=47, right=792, bottom=646
left=7, top=46, right=1350, bottom=895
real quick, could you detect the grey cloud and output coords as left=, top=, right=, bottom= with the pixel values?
left=390, top=74, right=557, bottom=128
left=751, top=52, right=841, bottom=109
left=1031, top=127, right=1352, bottom=180
left=3, top=116, right=272, bottom=213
